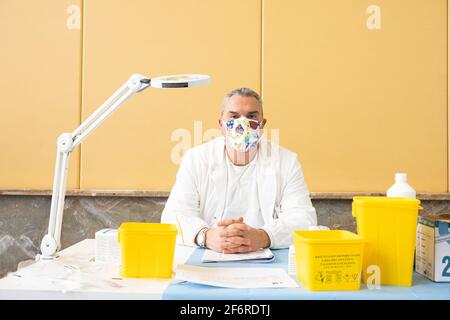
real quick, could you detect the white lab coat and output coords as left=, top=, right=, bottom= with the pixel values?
left=161, top=136, right=317, bottom=249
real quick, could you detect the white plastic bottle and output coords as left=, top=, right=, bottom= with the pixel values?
left=386, top=173, right=416, bottom=199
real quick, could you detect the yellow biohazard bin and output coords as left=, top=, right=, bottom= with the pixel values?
left=118, top=222, right=178, bottom=278
left=352, top=196, right=421, bottom=286
left=293, top=230, right=365, bottom=291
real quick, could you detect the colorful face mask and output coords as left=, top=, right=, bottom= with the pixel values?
left=223, top=116, right=262, bottom=152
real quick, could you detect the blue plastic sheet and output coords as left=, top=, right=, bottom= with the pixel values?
left=163, top=248, right=450, bottom=300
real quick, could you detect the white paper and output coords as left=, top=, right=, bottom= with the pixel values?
left=14, top=257, right=124, bottom=292
left=174, top=264, right=298, bottom=288
left=202, top=248, right=274, bottom=263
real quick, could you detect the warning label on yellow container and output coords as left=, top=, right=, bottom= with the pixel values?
left=313, top=254, right=361, bottom=284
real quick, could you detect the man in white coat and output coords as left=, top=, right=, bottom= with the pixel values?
left=161, top=88, right=317, bottom=253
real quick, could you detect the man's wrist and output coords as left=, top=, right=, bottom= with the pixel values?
left=258, top=229, right=271, bottom=248
left=205, top=228, right=211, bottom=248
left=195, top=227, right=209, bottom=248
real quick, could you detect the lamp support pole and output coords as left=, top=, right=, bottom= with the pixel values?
left=39, top=74, right=151, bottom=260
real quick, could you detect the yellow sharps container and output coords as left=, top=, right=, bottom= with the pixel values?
left=293, top=230, right=365, bottom=291
left=352, top=196, right=421, bottom=286
left=118, top=222, right=178, bottom=278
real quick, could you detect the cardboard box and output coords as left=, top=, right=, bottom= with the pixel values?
left=288, top=245, right=296, bottom=275
left=415, top=214, right=450, bottom=282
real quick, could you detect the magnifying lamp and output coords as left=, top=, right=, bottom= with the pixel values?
left=38, top=73, right=210, bottom=260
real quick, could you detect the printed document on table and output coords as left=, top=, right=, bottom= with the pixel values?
left=202, top=248, right=274, bottom=263
left=174, top=264, right=298, bottom=288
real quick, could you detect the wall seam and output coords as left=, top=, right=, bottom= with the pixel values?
left=260, top=0, right=264, bottom=98
left=78, top=0, right=85, bottom=189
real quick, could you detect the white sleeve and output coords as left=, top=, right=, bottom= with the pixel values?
left=261, top=155, right=317, bottom=248
left=160, top=149, right=209, bottom=247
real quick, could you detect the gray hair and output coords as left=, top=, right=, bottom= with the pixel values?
left=220, top=87, right=263, bottom=116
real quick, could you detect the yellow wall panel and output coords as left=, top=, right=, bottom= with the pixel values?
left=263, top=0, right=447, bottom=192
left=0, top=0, right=82, bottom=189
left=81, top=0, right=261, bottom=190
left=0, top=0, right=447, bottom=193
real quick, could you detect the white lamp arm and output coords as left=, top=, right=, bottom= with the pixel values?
left=39, top=74, right=151, bottom=260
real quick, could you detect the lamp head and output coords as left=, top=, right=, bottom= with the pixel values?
left=149, top=74, right=210, bottom=89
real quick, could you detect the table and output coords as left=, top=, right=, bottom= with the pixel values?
left=0, top=239, right=194, bottom=299
left=0, top=239, right=448, bottom=300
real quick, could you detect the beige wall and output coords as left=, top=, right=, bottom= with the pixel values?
left=263, top=0, right=447, bottom=192
left=0, top=0, right=447, bottom=193
left=80, top=0, right=261, bottom=190
left=0, top=0, right=82, bottom=189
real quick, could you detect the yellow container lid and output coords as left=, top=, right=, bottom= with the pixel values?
left=294, top=230, right=364, bottom=244
left=118, top=222, right=178, bottom=235
left=352, top=196, right=420, bottom=208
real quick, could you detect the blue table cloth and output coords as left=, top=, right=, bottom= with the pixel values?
left=163, top=248, right=450, bottom=300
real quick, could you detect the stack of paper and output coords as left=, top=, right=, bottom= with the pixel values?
left=201, top=248, right=274, bottom=263
left=288, top=245, right=296, bottom=275
left=175, top=264, right=297, bottom=288
left=95, top=229, right=121, bottom=265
